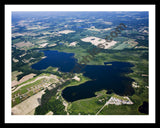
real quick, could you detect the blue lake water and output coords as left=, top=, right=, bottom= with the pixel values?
left=31, top=50, right=135, bottom=102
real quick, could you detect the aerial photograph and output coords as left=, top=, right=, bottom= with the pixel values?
left=11, top=11, right=149, bottom=115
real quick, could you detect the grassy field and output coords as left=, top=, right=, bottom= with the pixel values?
left=113, top=42, right=130, bottom=50
left=61, top=74, right=91, bottom=90
left=67, top=89, right=146, bottom=115
left=99, top=91, right=147, bottom=115
left=68, top=90, right=110, bottom=115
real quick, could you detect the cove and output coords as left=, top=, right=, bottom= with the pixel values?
left=138, top=101, right=149, bottom=114
left=31, top=50, right=135, bottom=102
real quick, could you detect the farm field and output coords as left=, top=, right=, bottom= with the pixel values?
left=12, top=73, right=60, bottom=107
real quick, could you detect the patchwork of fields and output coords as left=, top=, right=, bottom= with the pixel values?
left=11, top=11, right=149, bottom=115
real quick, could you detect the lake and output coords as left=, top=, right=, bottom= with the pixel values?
left=31, top=50, right=77, bottom=72
left=138, top=101, right=149, bottom=114
left=31, top=50, right=135, bottom=102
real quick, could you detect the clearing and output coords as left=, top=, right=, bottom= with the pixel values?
left=81, top=36, right=117, bottom=49
left=85, top=26, right=112, bottom=32
left=13, top=41, right=34, bottom=48
left=69, top=42, right=78, bottom=47
left=12, top=73, right=36, bottom=87
left=58, top=30, right=75, bottom=34
left=39, top=43, right=49, bottom=48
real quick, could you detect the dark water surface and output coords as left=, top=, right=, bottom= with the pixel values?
left=31, top=50, right=135, bottom=102
left=31, top=50, right=77, bottom=72
left=138, top=101, right=149, bottom=114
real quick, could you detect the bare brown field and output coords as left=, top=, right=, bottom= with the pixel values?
left=12, top=73, right=36, bottom=87
left=12, top=90, right=45, bottom=115
left=13, top=41, right=34, bottom=48
left=39, top=43, right=48, bottom=47
left=69, top=42, right=78, bottom=47
left=85, top=26, right=112, bottom=32
left=81, top=36, right=117, bottom=49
